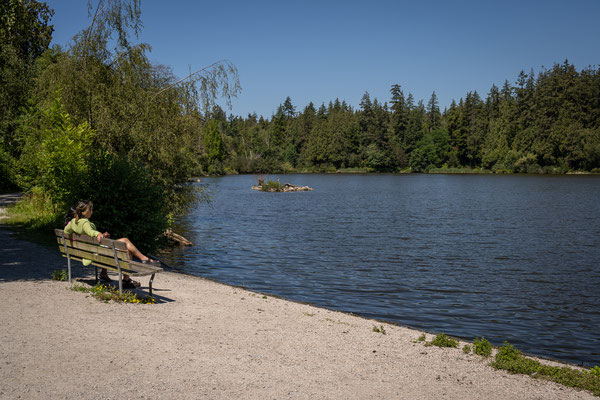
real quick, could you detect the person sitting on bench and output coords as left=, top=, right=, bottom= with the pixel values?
left=63, top=200, right=158, bottom=289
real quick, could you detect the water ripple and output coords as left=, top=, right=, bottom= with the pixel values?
left=163, top=174, right=600, bottom=366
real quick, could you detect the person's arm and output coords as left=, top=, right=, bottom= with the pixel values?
left=63, top=220, right=73, bottom=234
left=82, top=220, right=103, bottom=241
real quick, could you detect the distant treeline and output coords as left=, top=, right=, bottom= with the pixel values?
left=202, top=61, right=600, bottom=175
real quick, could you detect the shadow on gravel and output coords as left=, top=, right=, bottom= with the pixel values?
left=76, top=277, right=175, bottom=303
left=0, top=227, right=67, bottom=282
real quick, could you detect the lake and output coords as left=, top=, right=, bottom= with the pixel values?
left=160, top=174, right=600, bottom=366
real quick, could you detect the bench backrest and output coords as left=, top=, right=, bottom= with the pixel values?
left=55, top=229, right=141, bottom=274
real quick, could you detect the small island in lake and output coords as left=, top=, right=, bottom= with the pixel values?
left=252, top=178, right=313, bottom=192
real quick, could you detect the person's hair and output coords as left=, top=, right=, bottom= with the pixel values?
left=63, top=200, right=93, bottom=226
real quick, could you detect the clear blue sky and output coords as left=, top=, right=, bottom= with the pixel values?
left=48, top=0, right=600, bottom=119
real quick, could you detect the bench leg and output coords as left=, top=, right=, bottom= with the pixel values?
left=95, top=266, right=99, bottom=283
left=149, top=273, right=155, bottom=297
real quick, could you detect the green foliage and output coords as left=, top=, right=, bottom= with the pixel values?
left=473, top=337, right=492, bottom=357
left=16, top=95, right=95, bottom=208
left=51, top=269, right=67, bottom=281
left=71, top=283, right=155, bottom=304
left=427, top=333, right=459, bottom=348
left=0, top=0, right=54, bottom=61
left=591, top=366, right=600, bottom=378
left=0, top=145, right=17, bottom=191
left=260, top=180, right=283, bottom=192
left=372, top=325, right=387, bottom=335
left=82, top=154, right=169, bottom=253
left=462, top=344, right=471, bottom=354
left=0, top=1, right=54, bottom=190
left=5, top=187, right=58, bottom=230
left=204, top=119, right=225, bottom=163
left=409, top=128, right=451, bottom=171
left=491, top=342, right=600, bottom=396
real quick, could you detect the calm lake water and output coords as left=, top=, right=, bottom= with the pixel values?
left=161, top=174, right=600, bottom=366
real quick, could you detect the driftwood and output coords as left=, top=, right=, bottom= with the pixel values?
left=164, top=229, right=193, bottom=246
left=251, top=183, right=314, bottom=192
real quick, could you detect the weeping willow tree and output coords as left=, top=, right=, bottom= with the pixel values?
left=16, top=0, right=240, bottom=250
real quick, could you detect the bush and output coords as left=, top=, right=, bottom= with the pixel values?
left=473, top=337, right=492, bottom=357
left=82, top=154, right=169, bottom=253
left=428, top=333, right=458, bottom=348
left=261, top=180, right=283, bottom=192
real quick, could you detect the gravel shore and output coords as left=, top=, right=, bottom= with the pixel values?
left=0, top=220, right=596, bottom=399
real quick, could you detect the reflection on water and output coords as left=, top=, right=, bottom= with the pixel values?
left=161, top=174, right=600, bottom=366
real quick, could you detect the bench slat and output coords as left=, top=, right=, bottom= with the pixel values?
left=54, top=229, right=128, bottom=250
left=60, top=255, right=157, bottom=277
left=58, top=247, right=137, bottom=272
left=56, top=237, right=131, bottom=261
left=58, top=247, right=163, bottom=275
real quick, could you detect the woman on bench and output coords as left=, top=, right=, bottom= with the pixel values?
left=63, top=200, right=157, bottom=289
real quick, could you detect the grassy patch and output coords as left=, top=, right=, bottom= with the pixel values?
left=52, top=269, right=67, bottom=281
left=71, top=283, right=155, bottom=304
left=463, top=344, right=471, bottom=354
left=473, top=337, right=492, bottom=357
left=491, top=342, right=600, bottom=396
left=2, top=193, right=61, bottom=247
left=412, top=333, right=427, bottom=343
left=426, top=333, right=459, bottom=348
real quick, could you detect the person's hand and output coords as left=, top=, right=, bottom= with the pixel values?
left=97, top=232, right=110, bottom=242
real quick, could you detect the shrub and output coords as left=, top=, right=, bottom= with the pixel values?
left=82, top=154, right=169, bottom=253
left=463, top=345, right=471, bottom=354
left=428, top=333, right=458, bottom=348
left=491, top=342, right=600, bottom=396
left=473, top=337, right=492, bottom=357
left=261, top=180, right=283, bottom=192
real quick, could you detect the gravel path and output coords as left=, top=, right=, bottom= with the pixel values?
left=0, top=219, right=596, bottom=399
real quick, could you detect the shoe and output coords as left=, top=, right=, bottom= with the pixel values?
left=122, top=279, right=141, bottom=289
left=99, top=275, right=113, bottom=282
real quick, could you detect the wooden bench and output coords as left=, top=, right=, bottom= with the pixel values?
left=55, top=229, right=163, bottom=296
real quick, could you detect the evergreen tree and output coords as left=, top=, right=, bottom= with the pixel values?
left=426, top=91, right=441, bottom=130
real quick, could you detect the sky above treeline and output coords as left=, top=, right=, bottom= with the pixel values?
left=48, top=0, right=600, bottom=119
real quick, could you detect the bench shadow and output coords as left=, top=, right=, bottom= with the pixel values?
left=75, top=277, right=175, bottom=303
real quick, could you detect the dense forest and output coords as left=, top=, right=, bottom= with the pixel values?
left=1, top=1, right=599, bottom=248
left=204, top=63, right=600, bottom=175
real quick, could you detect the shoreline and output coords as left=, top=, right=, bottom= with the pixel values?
left=0, top=226, right=597, bottom=399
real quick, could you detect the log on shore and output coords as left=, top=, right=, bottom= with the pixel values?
left=164, top=229, right=193, bottom=246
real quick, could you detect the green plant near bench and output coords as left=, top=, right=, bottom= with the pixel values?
left=71, top=283, right=155, bottom=304
left=52, top=269, right=67, bottom=281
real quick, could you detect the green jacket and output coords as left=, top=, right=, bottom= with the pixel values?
left=64, top=218, right=101, bottom=266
